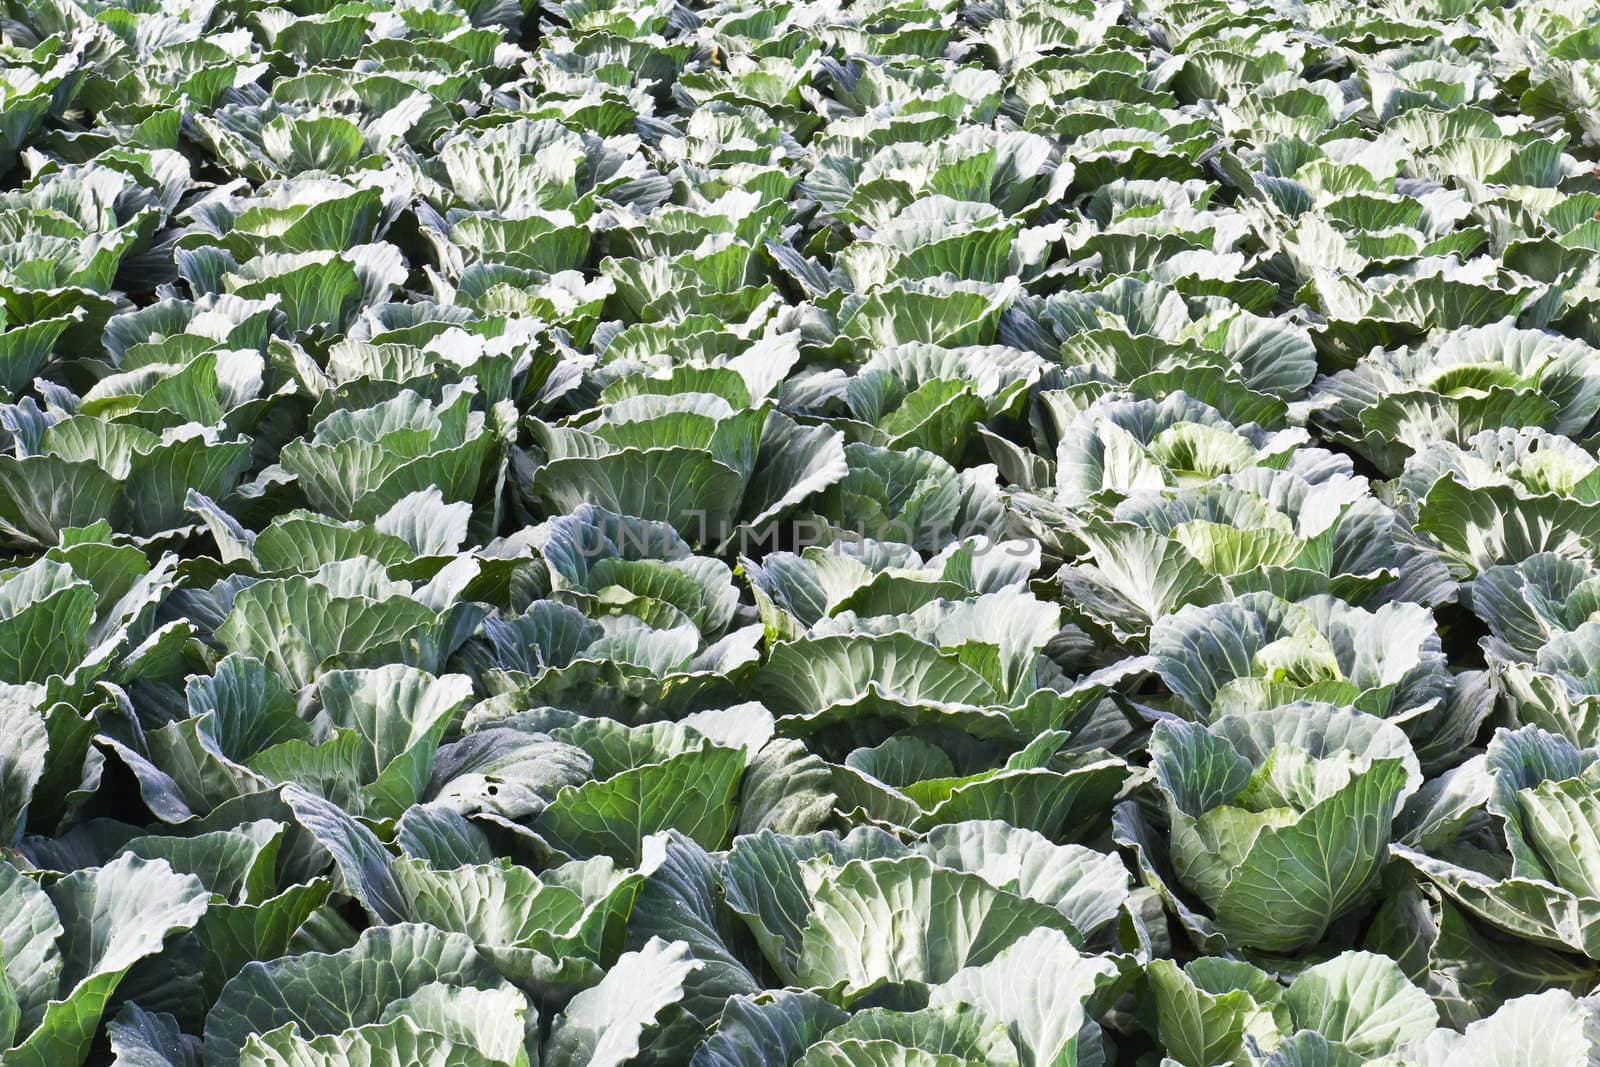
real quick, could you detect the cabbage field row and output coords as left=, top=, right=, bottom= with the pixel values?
left=3, top=0, right=1600, bottom=1062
